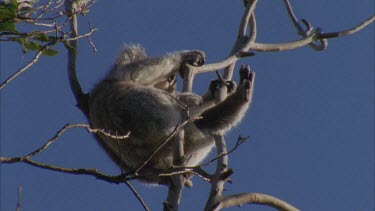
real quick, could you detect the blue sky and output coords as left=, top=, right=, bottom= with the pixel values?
left=1, top=1, right=374, bottom=210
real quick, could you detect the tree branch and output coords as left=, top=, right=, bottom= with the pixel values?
left=192, top=8, right=374, bottom=74
left=214, top=192, right=299, bottom=211
left=318, top=15, right=375, bottom=39
left=223, top=0, right=258, bottom=80
left=65, top=0, right=90, bottom=118
left=133, top=117, right=190, bottom=176
left=124, top=180, right=151, bottom=211
left=0, top=41, right=56, bottom=90
left=0, top=123, right=129, bottom=164
left=204, top=135, right=229, bottom=211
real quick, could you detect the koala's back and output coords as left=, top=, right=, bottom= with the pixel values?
left=89, top=80, right=183, bottom=172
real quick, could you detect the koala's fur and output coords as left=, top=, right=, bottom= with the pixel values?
left=89, top=44, right=255, bottom=184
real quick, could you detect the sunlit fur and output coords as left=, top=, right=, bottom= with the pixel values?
left=89, top=45, right=255, bottom=184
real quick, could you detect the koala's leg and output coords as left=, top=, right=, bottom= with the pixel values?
left=109, top=51, right=205, bottom=86
left=179, top=84, right=235, bottom=118
left=194, top=65, right=255, bottom=135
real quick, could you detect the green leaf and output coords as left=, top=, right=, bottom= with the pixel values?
left=24, top=40, right=43, bottom=51
left=10, top=0, right=18, bottom=7
left=38, top=33, right=49, bottom=42
left=0, top=2, right=17, bottom=20
left=33, top=34, right=56, bottom=42
left=42, top=49, right=59, bottom=56
left=0, top=22, right=17, bottom=32
left=17, top=37, right=28, bottom=54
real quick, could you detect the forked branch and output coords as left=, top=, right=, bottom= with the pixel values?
left=193, top=1, right=374, bottom=74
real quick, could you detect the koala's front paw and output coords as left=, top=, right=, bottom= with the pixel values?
left=209, top=79, right=237, bottom=98
left=183, top=51, right=205, bottom=67
left=238, top=65, right=255, bottom=102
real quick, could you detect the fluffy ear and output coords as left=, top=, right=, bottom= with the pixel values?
left=115, top=44, right=147, bottom=66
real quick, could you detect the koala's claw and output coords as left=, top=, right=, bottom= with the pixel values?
left=239, top=64, right=254, bottom=85
left=225, top=81, right=237, bottom=94
left=239, top=65, right=255, bottom=102
left=184, top=51, right=205, bottom=67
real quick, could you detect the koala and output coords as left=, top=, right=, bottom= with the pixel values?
left=89, top=44, right=255, bottom=184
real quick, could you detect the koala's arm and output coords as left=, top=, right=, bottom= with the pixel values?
left=194, top=65, right=255, bottom=135
left=107, top=50, right=205, bottom=86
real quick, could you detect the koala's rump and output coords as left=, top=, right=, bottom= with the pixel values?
left=89, top=82, right=182, bottom=171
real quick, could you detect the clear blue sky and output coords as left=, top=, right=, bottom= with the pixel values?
left=1, top=1, right=374, bottom=210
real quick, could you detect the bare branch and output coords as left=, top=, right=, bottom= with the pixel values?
left=223, top=0, right=258, bottom=80
left=250, top=31, right=319, bottom=52
left=0, top=123, right=129, bottom=164
left=65, top=27, right=98, bottom=42
left=204, top=135, right=228, bottom=211
left=165, top=130, right=186, bottom=211
left=0, top=25, right=96, bottom=91
left=0, top=41, right=56, bottom=90
left=193, top=6, right=374, bottom=74
left=15, top=186, right=22, bottom=211
left=164, top=175, right=185, bottom=211
left=282, top=0, right=326, bottom=50
left=65, top=0, right=90, bottom=117
left=202, top=136, right=249, bottom=167
left=124, top=180, right=150, bottom=211
left=196, top=1, right=258, bottom=75
left=214, top=192, right=299, bottom=211
left=318, top=15, right=375, bottom=39
left=133, top=117, right=190, bottom=175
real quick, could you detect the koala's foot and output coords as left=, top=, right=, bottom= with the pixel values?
left=178, top=93, right=203, bottom=108
left=239, top=65, right=255, bottom=102
left=183, top=51, right=205, bottom=67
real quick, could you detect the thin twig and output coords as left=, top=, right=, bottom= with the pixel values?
left=0, top=123, right=129, bottom=164
left=0, top=41, right=56, bottom=90
left=16, top=186, right=22, bottom=211
left=65, top=27, right=98, bottom=42
left=202, top=136, right=249, bottom=167
left=124, top=180, right=150, bottom=211
left=133, top=118, right=190, bottom=175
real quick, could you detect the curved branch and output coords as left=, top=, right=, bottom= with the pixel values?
left=213, top=192, right=299, bottom=211
left=65, top=0, right=90, bottom=118
left=195, top=14, right=374, bottom=74
left=223, top=0, right=258, bottom=80
left=197, top=1, right=258, bottom=76
left=318, top=15, right=375, bottom=39
left=282, top=0, right=327, bottom=50
left=250, top=30, right=319, bottom=52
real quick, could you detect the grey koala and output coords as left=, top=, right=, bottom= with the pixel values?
left=89, top=44, right=255, bottom=184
